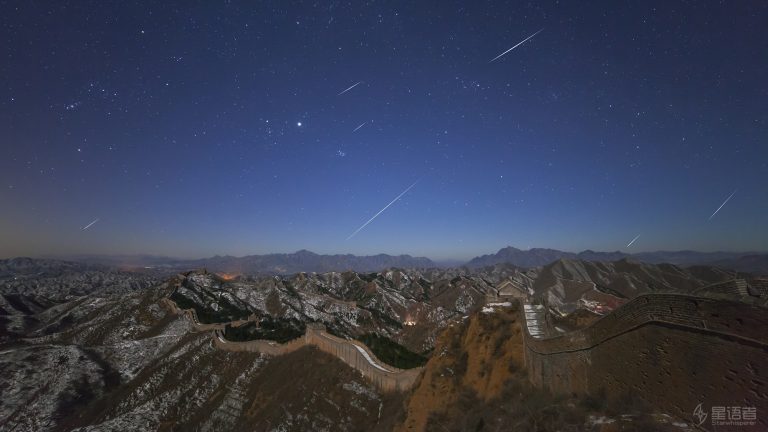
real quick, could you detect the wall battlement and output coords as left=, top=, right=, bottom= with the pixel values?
left=522, top=294, right=768, bottom=430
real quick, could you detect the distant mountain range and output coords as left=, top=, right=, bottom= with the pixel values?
left=0, top=257, right=103, bottom=278
left=180, top=250, right=436, bottom=274
left=54, top=250, right=436, bottom=275
left=39, top=246, right=768, bottom=276
left=466, top=247, right=628, bottom=269
left=465, top=246, right=768, bottom=275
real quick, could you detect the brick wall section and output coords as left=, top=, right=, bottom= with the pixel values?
left=160, top=298, right=228, bottom=332
left=695, top=279, right=750, bottom=297
left=750, top=279, right=768, bottom=296
left=522, top=294, right=768, bottom=430
left=163, top=298, right=423, bottom=392
left=211, top=328, right=308, bottom=356
left=212, top=325, right=422, bottom=392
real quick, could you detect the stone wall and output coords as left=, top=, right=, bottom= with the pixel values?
left=212, top=324, right=422, bottom=392
left=306, top=326, right=423, bottom=392
left=695, top=279, right=750, bottom=297
left=212, top=328, right=308, bottom=356
left=749, top=279, right=768, bottom=297
left=164, top=298, right=423, bottom=392
left=522, top=294, right=768, bottom=430
left=160, top=298, right=227, bottom=332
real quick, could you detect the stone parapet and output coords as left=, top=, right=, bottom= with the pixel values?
left=521, top=294, right=768, bottom=431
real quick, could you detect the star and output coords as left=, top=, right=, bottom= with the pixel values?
left=297, top=121, right=302, bottom=127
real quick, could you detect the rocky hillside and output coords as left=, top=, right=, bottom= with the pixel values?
left=0, top=268, right=407, bottom=431
left=0, top=260, right=498, bottom=431
left=397, top=302, right=693, bottom=431
left=1, top=259, right=160, bottom=344
left=168, top=268, right=493, bottom=353
left=708, top=254, right=768, bottom=276
left=530, top=258, right=740, bottom=314
left=1, top=258, right=762, bottom=431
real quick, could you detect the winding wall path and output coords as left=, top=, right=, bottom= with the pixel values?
left=162, top=297, right=422, bottom=392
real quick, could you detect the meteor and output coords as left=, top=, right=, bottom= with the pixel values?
left=81, top=218, right=99, bottom=231
left=489, top=28, right=544, bottom=63
left=337, top=81, right=362, bottom=96
left=626, top=234, right=640, bottom=248
left=353, top=121, right=367, bottom=132
left=346, top=180, right=420, bottom=240
left=708, top=189, right=737, bottom=220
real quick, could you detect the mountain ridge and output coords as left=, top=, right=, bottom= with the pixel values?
left=466, top=246, right=768, bottom=275
left=31, top=245, right=768, bottom=276
left=42, top=250, right=436, bottom=275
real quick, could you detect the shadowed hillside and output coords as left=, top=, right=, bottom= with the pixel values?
left=397, top=302, right=689, bottom=431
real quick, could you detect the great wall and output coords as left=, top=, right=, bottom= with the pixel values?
left=163, top=276, right=768, bottom=427
left=161, top=297, right=423, bottom=392
left=521, top=293, right=768, bottom=430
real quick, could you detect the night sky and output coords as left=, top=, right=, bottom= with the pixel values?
left=1, top=1, right=766, bottom=261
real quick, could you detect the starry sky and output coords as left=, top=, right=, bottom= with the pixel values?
left=1, top=1, right=767, bottom=261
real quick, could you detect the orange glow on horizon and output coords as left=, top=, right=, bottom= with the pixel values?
left=217, top=272, right=239, bottom=281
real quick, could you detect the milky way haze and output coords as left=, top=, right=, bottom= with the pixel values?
left=1, top=1, right=766, bottom=260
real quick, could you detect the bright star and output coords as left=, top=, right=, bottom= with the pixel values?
left=297, top=121, right=302, bottom=127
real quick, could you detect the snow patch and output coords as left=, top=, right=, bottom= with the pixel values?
left=352, top=345, right=389, bottom=372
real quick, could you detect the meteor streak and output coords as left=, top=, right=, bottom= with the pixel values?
left=81, top=218, right=99, bottom=231
left=337, top=81, right=362, bottom=96
left=708, top=189, right=737, bottom=220
left=626, top=234, right=640, bottom=248
left=346, top=180, right=420, bottom=240
left=489, top=28, right=544, bottom=63
left=353, top=121, right=367, bottom=132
